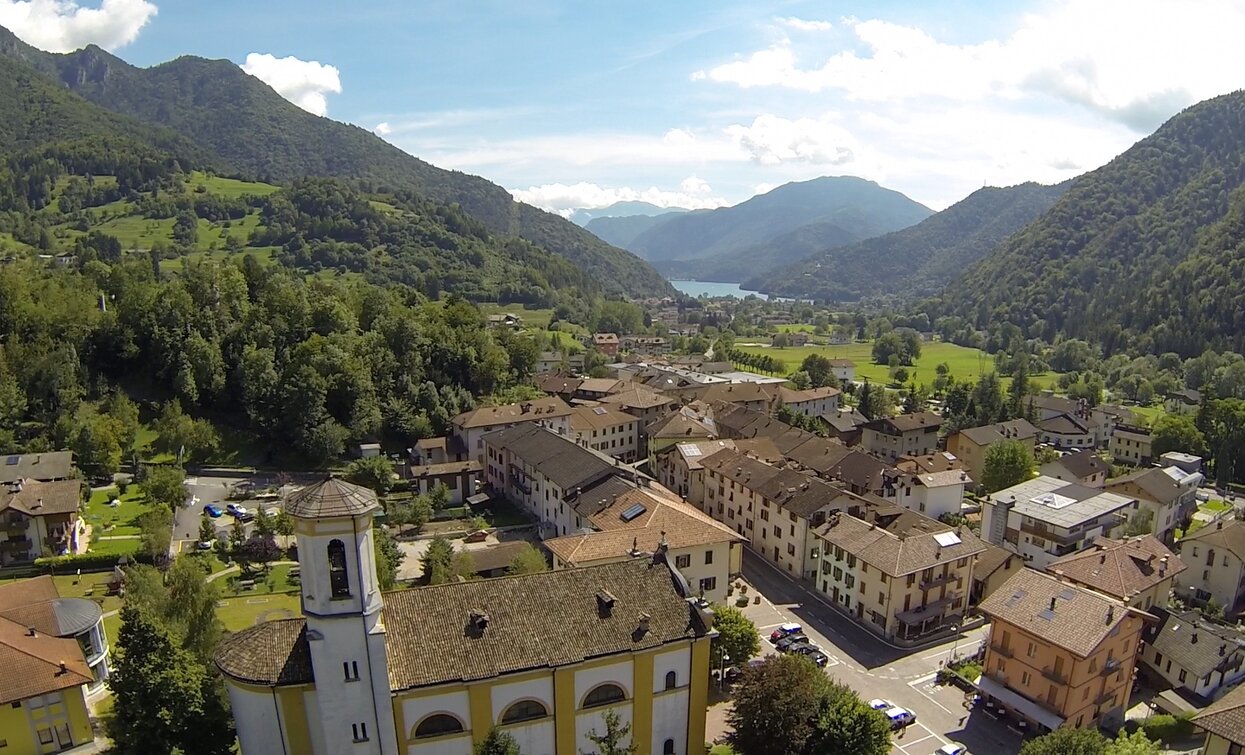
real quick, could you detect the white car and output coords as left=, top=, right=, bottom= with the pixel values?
left=226, top=503, right=248, bottom=517
left=868, top=699, right=894, bottom=711
left=935, top=744, right=967, bottom=755
left=884, top=707, right=916, bottom=729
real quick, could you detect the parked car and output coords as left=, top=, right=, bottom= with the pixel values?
left=934, top=744, right=967, bottom=755
left=226, top=503, right=248, bottom=517
left=884, top=707, right=917, bottom=730
left=770, top=623, right=802, bottom=642
left=775, top=634, right=809, bottom=652
left=792, top=645, right=829, bottom=667
left=196, top=540, right=214, bottom=551
left=203, top=504, right=223, bottom=518
left=724, top=659, right=767, bottom=682
left=868, top=699, right=895, bottom=711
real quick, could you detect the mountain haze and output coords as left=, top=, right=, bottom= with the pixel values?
left=585, top=209, right=698, bottom=249
left=570, top=200, right=688, bottom=226
left=748, top=182, right=1069, bottom=303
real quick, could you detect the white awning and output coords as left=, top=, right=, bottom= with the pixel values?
left=976, top=674, right=1065, bottom=731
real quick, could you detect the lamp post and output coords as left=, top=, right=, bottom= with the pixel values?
left=719, top=651, right=731, bottom=691
left=946, top=622, right=961, bottom=667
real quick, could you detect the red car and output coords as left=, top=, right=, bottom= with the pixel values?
left=769, top=622, right=803, bottom=642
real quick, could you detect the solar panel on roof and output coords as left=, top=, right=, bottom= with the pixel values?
left=620, top=503, right=647, bottom=522
left=682, top=445, right=703, bottom=457
left=4, top=456, right=17, bottom=465
left=593, top=407, right=608, bottom=415
left=933, top=532, right=961, bottom=547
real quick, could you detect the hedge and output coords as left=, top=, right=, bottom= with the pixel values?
left=34, top=552, right=152, bottom=572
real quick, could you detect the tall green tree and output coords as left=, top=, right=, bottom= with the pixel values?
left=581, top=709, right=637, bottom=755
left=141, top=464, right=187, bottom=509
left=1151, top=413, right=1209, bottom=457
left=1018, top=727, right=1107, bottom=755
left=422, top=535, right=455, bottom=585
left=346, top=455, right=396, bottom=495
left=802, top=683, right=892, bottom=755
left=506, top=542, right=549, bottom=575
left=374, top=526, right=405, bottom=590
left=710, top=604, right=761, bottom=669
left=475, top=727, right=522, bottom=755
left=981, top=439, right=1036, bottom=493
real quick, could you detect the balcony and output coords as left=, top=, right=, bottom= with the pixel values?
left=989, top=642, right=1014, bottom=659
left=1041, top=667, right=1068, bottom=684
left=1099, top=658, right=1121, bottom=677
left=920, top=572, right=958, bottom=590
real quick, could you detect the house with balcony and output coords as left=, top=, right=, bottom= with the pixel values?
left=1, top=479, right=85, bottom=565
left=1176, top=519, right=1245, bottom=615
left=1046, top=535, right=1185, bottom=611
left=0, top=575, right=110, bottom=698
left=652, top=438, right=781, bottom=506
left=981, top=476, right=1140, bottom=570
left=1110, top=424, right=1155, bottom=467
left=861, top=412, right=942, bottom=463
left=1141, top=607, right=1245, bottom=704
left=946, top=419, right=1039, bottom=487
left=977, top=568, right=1148, bottom=732
left=813, top=508, right=986, bottom=643
left=1107, top=465, right=1203, bottom=545
left=776, top=386, right=841, bottom=418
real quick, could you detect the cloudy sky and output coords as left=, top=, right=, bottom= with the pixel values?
left=4, top=0, right=1245, bottom=214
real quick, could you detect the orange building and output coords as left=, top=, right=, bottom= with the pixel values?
left=977, top=568, right=1149, bottom=732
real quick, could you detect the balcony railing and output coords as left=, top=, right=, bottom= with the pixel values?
left=989, top=642, right=1014, bottom=659
left=1, top=537, right=32, bottom=552
left=3, top=518, right=28, bottom=533
left=1100, top=658, right=1121, bottom=677
left=1041, top=666, right=1068, bottom=684
left=920, top=572, right=957, bottom=590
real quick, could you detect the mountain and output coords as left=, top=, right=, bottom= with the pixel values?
left=570, top=200, right=688, bottom=226
left=747, top=182, right=1069, bottom=303
left=620, top=176, right=933, bottom=282
left=0, top=26, right=673, bottom=298
left=929, top=91, right=1245, bottom=358
left=584, top=209, right=697, bottom=249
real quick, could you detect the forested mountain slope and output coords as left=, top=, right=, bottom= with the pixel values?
left=748, top=182, right=1068, bottom=303
left=928, top=91, right=1245, bottom=358
left=585, top=210, right=696, bottom=249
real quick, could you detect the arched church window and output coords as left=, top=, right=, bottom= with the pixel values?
left=328, top=539, right=350, bottom=597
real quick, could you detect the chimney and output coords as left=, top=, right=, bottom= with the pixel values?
left=1221, top=643, right=1228, bottom=657
left=1192, top=631, right=1199, bottom=645
left=1100, top=553, right=1106, bottom=564
left=469, top=609, right=490, bottom=633
left=1049, top=597, right=1057, bottom=612
left=1106, top=606, right=1114, bottom=624
left=596, top=590, right=617, bottom=616
left=58, top=661, right=67, bottom=674
left=27, top=627, right=36, bottom=637
left=638, top=613, right=651, bottom=634
left=1218, top=521, right=1224, bottom=530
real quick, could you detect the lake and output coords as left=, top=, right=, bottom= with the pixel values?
left=669, top=280, right=770, bottom=299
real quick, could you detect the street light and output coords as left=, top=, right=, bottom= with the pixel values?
left=946, top=622, right=961, bottom=667
left=719, top=651, right=731, bottom=690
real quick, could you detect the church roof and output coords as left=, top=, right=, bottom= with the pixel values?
left=283, top=477, right=379, bottom=519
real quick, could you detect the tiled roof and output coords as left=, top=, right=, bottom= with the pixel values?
left=699, top=448, right=783, bottom=490
left=1047, top=535, right=1185, bottom=601
left=823, top=408, right=868, bottom=433
left=978, top=568, right=1134, bottom=658
left=682, top=382, right=778, bottom=406
left=865, top=411, right=942, bottom=435
left=1046, top=449, right=1109, bottom=480
left=577, top=378, right=625, bottom=395
left=408, top=461, right=481, bottom=479
left=600, top=386, right=675, bottom=410
left=0, top=616, right=93, bottom=705
left=897, top=452, right=964, bottom=475
left=1195, top=675, right=1245, bottom=744
left=1179, top=519, right=1245, bottom=562
left=1, top=479, right=81, bottom=517
left=647, top=410, right=717, bottom=440
left=453, top=397, right=573, bottom=429
left=484, top=424, right=619, bottom=492
left=570, top=476, right=648, bottom=521
left=753, top=469, right=843, bottom=519
left=827, top=359, right=855, bottom=368
left=1034, top=395, right=1080, bottom=414
left=284, top=477, right=379, bottom=519
left=1145, top=607, right=1245, bottom=681
left=815, top=511, right=986, bottom=577
left=536, top=375, right=583, bottom=395
left=974, top=543, right=1017, bottom=579
left=778, top=386, right=842, bottom=404
left=1108, top=466, right=1199, bottom=504
left=464, top=541, right=533, bottom=574
left=0, top=575, right=59, bottom=612
left=569, top=406, right=638, bottom=432
left=1040, top=412, right=1090, bottom=435
left=0, top=451, right=74, bottom=484
left=958, top=419, right=1040, bottom=446
left=214, top=618, right=314, bottom=686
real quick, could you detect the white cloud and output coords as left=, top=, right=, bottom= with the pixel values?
left=725, top=114, right=857, bottom=166
left=0, top=0, right=156, bottom=52
left=510, top=180, right=729, bottom=217
left=240, top=52, right=341, bottom=117
left=775, top=16, right=832, bottom=32
left=373, top=122, right=392, bottom=137
left=695, top=0, right=1245, bottom=131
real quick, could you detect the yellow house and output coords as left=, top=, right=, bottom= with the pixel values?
left=1194, top=682, right=1245, bottom=754
left=0, top=616, right=95, bottom=755
left=215, top=477, right=714, bottom=755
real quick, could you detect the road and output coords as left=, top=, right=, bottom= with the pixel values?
left=738, top=550, right=1023, bottom=755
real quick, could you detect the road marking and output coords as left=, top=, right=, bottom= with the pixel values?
left=908, top=673, right=956, bottom=716
left=924, top=640, right=982, bottom=661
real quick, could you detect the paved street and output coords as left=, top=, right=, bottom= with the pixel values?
left=728, top=550, right=1023, bottom=755
left=171, top=473, right=296, bottom=555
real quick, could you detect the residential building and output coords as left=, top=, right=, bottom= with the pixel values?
left=574, top=378, right=625, bottom=401
left=599, top=386, right=675, bottom=440
left=813, top=509, right=986, bottom=642
left=486, top=313, right=522, bottom=329
left=0, top=575, right=111, bottom=698
left=535, top=351, right=584, bottom=374
left=652, top=439, right=781, bottom=506
left=1177, top=519, right=1245, bottom=614
left=1038, top=413, right=1096, bottom=451
left=1107, top=465, right=1204, bottom=544
left=411, top=436, right=468, bottom=466
left=970, top=544, right=1022, bottom=606
left=1, top=479, right=85, bottom=564
left=620, top=335, right=671, bottom=355
left=772, top=332, right=810, bottom=347
left=0, top=451, right=75, bottom=485
left=216, top=477, right=714, bottom=755
left=1033, top=396, right=1116, bottom=449
left=1141, top=607, right=1245, bottom=703
left=822, top=406, right=868, bottom=446
left=645, top=403, right=719, bottom=460
left=860, top=412, right=942, bottom=463
left=977, top=569, right=1147, bottom=731
left=452, top=397, right=574, bottom=465
left=545, top=489, right=744, bottom=602
left=1160, top=452, right=1204, bottom=475
left=592, top=332, right=620, bottom=356
left=982, top=476, right=1140, bottom=569
left=408, top=461, right=481, bottom=506
left=678, top=382, right=778, bottom=414
left=945, top=419, right=1039, bottom=486
left=895, top=470, right=970, bottom=520
left=568, top=406, right=641, bottom=462
left=1040, top=450, right=1109, bottom=488
left=828, top=359, right=855, bottom=382
left=1110, top=424, right=1155, bottom=467
left=1194, top=683, right=1245, bottom=755
left=776, top=386, right=841, bottom=418
left=1166, top=389, right=1202, bottom=416
left=1046, top=535, right=1185, bottom=610
left=0, top=614, right=95, bottom=753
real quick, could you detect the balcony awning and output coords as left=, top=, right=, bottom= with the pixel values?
left=976, top=674, right=1065, bottom=731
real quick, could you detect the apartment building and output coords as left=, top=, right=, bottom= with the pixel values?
left=599, top=385, right=675, bottom=440
left=813, top=508, right=986, bottom=642
left=1106, top=465, right=1203, bottom=544
left=895, top=470, right=969, bottom=520
left=1046, top=535, right=1185, bottom=611
left=1040, top=450, right=1109, bottom=488
left=982, top=476, right=1139, bottom=569
left=776, top=386, right=841, bottom=418
left=0, top=478, right=85, bottom=564
left=652, top=438, right=781, bottom=506
left=946, top=419, right=1039, bottom=486
left=861, top=412, right=942, bottom=463
left=452, top=397, right=574, bottom=465
left=1176, top=519, right=1245, bottom=614
left=568, top=406, right=641, bottom=462
left=1110, top=423, right=1155, bottom=467
left=1142, top=607, right=1245, bottom=703
left=978, top=568, right=1147, bottom=732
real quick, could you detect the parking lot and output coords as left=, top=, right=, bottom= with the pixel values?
left=170, top=473, right=304, bottom=555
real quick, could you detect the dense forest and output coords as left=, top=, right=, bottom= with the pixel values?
left=927, top=90, right=1245, bottom=358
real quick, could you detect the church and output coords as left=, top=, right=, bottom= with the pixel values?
left=214, top=477, right=715, bottom=755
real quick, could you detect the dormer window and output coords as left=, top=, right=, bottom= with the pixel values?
left=328, top=539, right=350, bottom=597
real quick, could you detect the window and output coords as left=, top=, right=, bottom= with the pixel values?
left=583, top=683, right=626, bottom=709
left=1027, top=642, right=1037, bottom=658
left=665, top=671, right=678, bottom=690
left=38, top=729, right=54, bottom=746
left=664, top=739, right=676, bottom=755
left=352, top=723, right=369, bottom=742
left=761, top=509, right=769, bottom=521
left=1179, top=670, right=1187, bottom=683
left=705, top=550, right=714, bottom=565
left=787, top=544, right=795, bottom=556
left=878, top=592, right=884, bottom=605
left=1021, top=671, right=1032, bottom=686
left=675, top=554, right=691, bottom=569
left=501, top=700, right=548, bottom=724
left=414, top=714, right=464, bottom=738
left=699, top=577, right=717, bottom=593
left=328, top=540, right=351, bottom=598
left=343, top=661, right=360, bottom=682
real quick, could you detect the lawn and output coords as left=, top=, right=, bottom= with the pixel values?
left=83, top=487, right=155, bottom=537
left=219, top=563, right=300, bottom=597
left=215, top=591, right=302, bottom=632
left=478, top=303, right=556, bottom=329
left=87, top=537, right=142, bottom=556
left=187, top=171, right=280, bottom=198
left=1129, top=404, right=1164, bottom=427
left=1202, top=499, right=1233, bottom=514
left=733, top=340, right=1063, bottom=391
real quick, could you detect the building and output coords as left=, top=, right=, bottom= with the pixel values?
left=486, top=313, right=523, bottom=329
left=678, top=383, right=777, bottom=414
left=408, top=461, right=481, bottom=506
left=1193, top=676, right=1245, bottom=754
left=645, top=404, right=719, bottom=460
left=592, top=333, right=620, bottom=356
left=544, top=489, right=744, bottom=602
left=828, top=359, right=855, bottom=382
left=452, top=397, right=574, bottom=465
left=0, top=451, right=75, bottom=485
left=1160, top=452, right=1204, bottom=475
left=1040, top=450, right=1109, bottom=488
left=1141, top=607, right=1245, bottom=703
left=895, top=470, right=969, bottom=520
left=568, top=406, right=641, bottom=462
left=1165, top=389, right=1202, bottom=416
left=1046, top=535, right=1185, bottom=610
left=0, top=612, right=95, bottom=753
left=575, top=379, right=626, bottom=401
left=772, top=332, right=809, bottom=347
left=860, top=412, right=942, bottom=463
left=813, top=509, right=986, bottom=642
left=600, top=387, right=676, bottom=440
left=1110, top=424, right=1155, bottom=467
left=652, top=439, right=781, bottom=506
left=977, top=568, right=1147, bottom=731
left=620, top=336, right=671, bottom=356
left=1177, top=519, right=1245, bottom=615
left=776, top=386, right=841, bottom=418
left=945, top=419, right=1039, bottom=486
left=1038, top=413, right=1096, bottom=451
left=0, top=575, right=110, bottom=698
left=535, top=352, right=584, bottom=374
left=215, top=477, right=714, bottom=755
left=970, top=544, right=1022, bottom=606
left=1107, top=465, right=1204, bottom=545
left=822, top=406, right=868, bottom=446
left=1, top=478, right=85, bottom=564
left=982, top=476, right=1139, bottom=569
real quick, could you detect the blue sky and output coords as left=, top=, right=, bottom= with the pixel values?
left=5, top=0, right=1245, bottom=213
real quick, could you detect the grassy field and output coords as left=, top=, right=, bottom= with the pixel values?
left=733, top=340, right=1062, bottom=390
left=187, top=172, right=280, bottom=198
left=1129, top=404, right=1164, bottom=427
left=216, top=591, right=301, bottom=632
left=83, top=487, right=155, bottom=537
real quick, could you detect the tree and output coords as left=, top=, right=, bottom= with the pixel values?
left=429, top=481, right=452, bottom=511
left=197, top=515, right=217, bottom=546
left=346, top=455, right=396, bottom=495
left=801, top=683, right=892, bottom=755
left=981, top=439, right=1036, bottom=493
left=136, top=509, right=172, bottom=562
left=72, top=415, right=123, bottom=478
left=475, top=727, right=521, bottom=755
left=506, top=542, right=549, bottom=575
left=141, top=465, right=187, bottom=509
left=422, top=535, right=455, bottom=585
left=1123, top=508, right=1155, bottom=536
left=152, top=400, right=219, bottom=463
left=709, top=604, right=760, bottom=669
left=374, top=526, right=404, bottom=589
left=800, top=354, right=839, bottom=389
left=239, top=534, right=281, bottom=571
left=1151, top=413, right=1209, bottom=457
left=581, top=709, right=637, bottom=755
left=1106, top=730, right=1160, bottom=755
left=1019, top=727, right=1107, bottom=755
